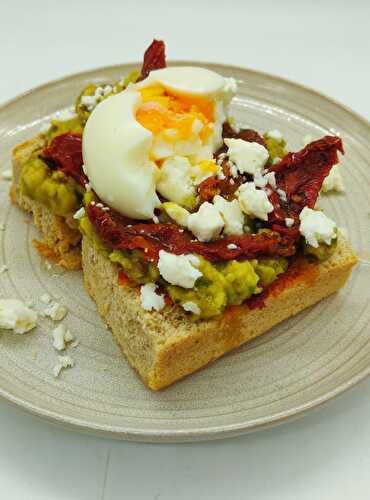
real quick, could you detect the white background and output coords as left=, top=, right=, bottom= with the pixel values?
left=1, top=1, right=369, bottom=498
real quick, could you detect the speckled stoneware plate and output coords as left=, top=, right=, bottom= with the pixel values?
left=0, top=63, right=369, bottom=443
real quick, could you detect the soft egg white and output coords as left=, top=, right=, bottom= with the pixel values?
left=82, top=67, right=237, bottom=219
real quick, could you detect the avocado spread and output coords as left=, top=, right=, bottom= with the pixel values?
left=79, top=215, right=288, bottom=319
left=20, top=157, right=81, bottom=217
left=263, top=134, right=287, bottom=164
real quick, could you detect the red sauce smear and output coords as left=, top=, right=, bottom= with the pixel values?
left=138, top=39, right=166, bottom=82
left=42, top=133, right=87, bottom=186
left=86, top=203, right=296, bottom=263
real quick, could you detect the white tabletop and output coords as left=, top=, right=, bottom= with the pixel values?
left=1, top=1, right=369, bottom=498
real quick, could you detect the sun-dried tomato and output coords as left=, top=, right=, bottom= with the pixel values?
left=86, top=203, right=296, bottom=263
left=220, top=122, right=267, bottom=150
left=267, top=135, right=343, bottom=236
left=197, top=176, right=221, bottom=203
left=138, top=39, right=166, bottom=82
left=42, top=133, right=86, bottom=186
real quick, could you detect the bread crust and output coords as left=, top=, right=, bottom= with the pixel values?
left=81, top=234, right=357, bottom=390
left=11, top=136, right=82, bottom=270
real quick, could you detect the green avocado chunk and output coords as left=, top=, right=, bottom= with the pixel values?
left=303, top=237, right=337, bottom=261
left=263, top=134, right=287, bottom=164
left=20, top=158, right=81, bottom=217
left=45, top=117, right=83, bottom=143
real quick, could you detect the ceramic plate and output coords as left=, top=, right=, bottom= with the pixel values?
left=0, top=63, right=369, bottom=442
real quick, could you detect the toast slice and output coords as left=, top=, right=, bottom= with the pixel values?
left=11, top=136, right=82, bottom=270
left=81, top=234, right=357, bottom=390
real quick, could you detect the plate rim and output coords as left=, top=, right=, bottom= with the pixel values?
left=0, top=61, right=369, bottom=442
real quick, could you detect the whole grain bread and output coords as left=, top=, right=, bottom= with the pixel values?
left=82, top=234, right=357, bottom=390
left=11, top=136, right=82, bottom=270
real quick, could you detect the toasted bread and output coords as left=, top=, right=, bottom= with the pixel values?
left=81, top=234, right=357, bottom=390
left=11, top=136, right=82, bottom=270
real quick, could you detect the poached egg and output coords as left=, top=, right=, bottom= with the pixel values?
left=82, top=67, right=236, bottom=219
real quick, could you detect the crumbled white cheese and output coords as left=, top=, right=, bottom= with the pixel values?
left=299, top=207, right=337, bottom=248
left=73, top=207, right=85, bottom=220
left=40, top=293, right=51, bottom=304
left=140, top=283, right=165, bottom=312
left=224, top=139, right=269, bottom=177
left=285, top=217, right=294, bottom=227
left=188, top=202, right=224, bottom=242
left=103, top=85, right=113, bottom=96
left=277, top=188, right=287, bottom=202
left=80, top=87, right=104, bottom=111
left=152, top=215, right=159, bottom=224
left=321, top=165, right=344, bottom=193
left=1, top=169, right=12, bottom=181
left=53, top=355, right=74, bottom=378
left=157, top=156, right=196, bottom=207
left=43, top=301, right=68, bottom=321
left=266, top=129, right=283, bottom=141
left=85, top=182, right=91, bottom=192
left=52, top=109, right=77, bottom=122
left=0, top=299, right=37, bottom=334
left=238, top=182, right=274, bottom=221
left=227, top=243, right=238, bottom=250
left=52, top=324, right=74, bottom=351
left=158, top=251, right=202, bottom=289
left=264, top=171, right=276, bottom=189
left=182, top=301, right=201, bottom=315
left=253, top=173, right=268, bottom=188
left=0, top=265, right=8, bottom=274
left=213, top=195, right=244, bottom=236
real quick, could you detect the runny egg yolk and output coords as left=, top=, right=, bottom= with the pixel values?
left=136, top=85, right=214, bottom=145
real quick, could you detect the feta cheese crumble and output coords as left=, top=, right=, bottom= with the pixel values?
left=227, top=243, right=238, bottom=250
left=1, top=169, right=12, bottom=181
left=321, top=165, right=344, bottom=193
left=43, top=301, right=68, bottom=321
left=158, top=251, right=202, bottom=289
left=188, top=202, right=224, bottom=242
left=53, top=355, right=74, bottom=378
left=266, top=129, right=283, bottom=141
left=213, top=195, right=244, bottom=235
left=52, top=324, right=74, bottom=351
left=299, top=207, right=337, bottom=248
left=73, top=207, right=85, bottom=220
left=140, top=283, right=165, bottom=312
left=182, top=301, right=201, bottom=315
left=285, top=217, right=294, bottom=227
left=238, top=182, right=274, bottom=221
left=224, top=139, right=269, bottom=177
left=0, top=299, right=37, bottom=334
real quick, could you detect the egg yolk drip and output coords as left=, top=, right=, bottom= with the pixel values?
left=136, top=85, right=215, bottom=145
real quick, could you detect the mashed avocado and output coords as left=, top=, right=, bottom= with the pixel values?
left=20, top=158, right=81, bottom=216
left=80, top=216, right=289, bottom=318
left=167, top=256, right=287, bottom=319
left=45, top=117, right=83, bottom=143
left=75, top=70, right=140, bottom=124
left=263, top=134, right=287, bottom=164
left=79, top=216, right=159, bottom=284
left=303, top=237, right=337, bottom=261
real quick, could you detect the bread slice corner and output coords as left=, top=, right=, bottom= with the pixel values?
left=81, top=234, right=357, bottom=390
left=11, top=135, right=82, bottom=270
